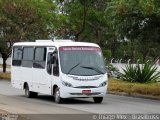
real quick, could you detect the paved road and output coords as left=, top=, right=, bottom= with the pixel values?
left=0, top=80, right=160, bottom=114
left=0, top=80, right=160, bottom=119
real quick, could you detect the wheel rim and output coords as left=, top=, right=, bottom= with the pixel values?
left=25, top=87, right=29, bottom=97
left=55, top=90, right=60, bottom=102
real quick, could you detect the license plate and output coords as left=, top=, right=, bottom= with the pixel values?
left=82, top=90, right=91, bottom=94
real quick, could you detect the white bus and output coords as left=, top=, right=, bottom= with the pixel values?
left=11, top=40, right=108, bottom=103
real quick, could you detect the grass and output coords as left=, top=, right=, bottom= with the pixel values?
left=108, top=79, right=160, bottom=96
left=0, top=72, right=11, bottom=80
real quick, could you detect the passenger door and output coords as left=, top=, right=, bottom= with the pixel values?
left=46, top=49, right=60, bottom=95
left=32, top=47, right=51, bottom=94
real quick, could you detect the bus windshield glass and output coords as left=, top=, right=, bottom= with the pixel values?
left=59, top=46, right=106, bottom=76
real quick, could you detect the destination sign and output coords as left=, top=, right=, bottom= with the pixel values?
left=59, top=46, right=100, bottom=51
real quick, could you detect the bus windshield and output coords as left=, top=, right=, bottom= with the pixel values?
left=59, top=46, right=106, bottom=76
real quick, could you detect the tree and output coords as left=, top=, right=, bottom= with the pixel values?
left=105, top=0, right=160, bottom=63
left=55, top=0, right=109, bottom=43
left=0, top=0, right=56, bottom=72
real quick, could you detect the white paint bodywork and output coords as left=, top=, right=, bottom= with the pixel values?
left=11, top=40, right=108, bottom=98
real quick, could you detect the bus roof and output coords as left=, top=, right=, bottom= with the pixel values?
left=13, top=39, right=100, bottom=48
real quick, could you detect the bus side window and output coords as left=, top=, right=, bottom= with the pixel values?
left=12, top=46, right=23, bottom=66
left=53, top=52, right=59, bottom=76
left=22, top=47, right=34, bottom=68
left=47, top=53, right=52, bottom=75
left=33, top=47, right=46, bottom=69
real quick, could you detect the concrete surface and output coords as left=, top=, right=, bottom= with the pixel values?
left=0, top=80, right=160, bottom=115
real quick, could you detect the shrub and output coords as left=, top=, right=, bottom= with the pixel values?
left=106, top=64, right=121, bottom=78
left=121, top=63, right=160, bottom=83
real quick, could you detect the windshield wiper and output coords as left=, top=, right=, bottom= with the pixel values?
left=80, top=66, right=105, bottom=74
left=67, top=62, right=80, bottom=74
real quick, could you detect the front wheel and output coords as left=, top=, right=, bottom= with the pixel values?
left=54, top=87, right=63, bottom=104
left=93, top=97, right=103, bottom=103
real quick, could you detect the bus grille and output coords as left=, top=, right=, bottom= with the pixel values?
left=74, top=86, right=97, bottom=88
left=70, top=92, right=101, bottom=95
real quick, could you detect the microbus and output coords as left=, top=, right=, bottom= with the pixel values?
left=11, top=40, right=108, bottom=103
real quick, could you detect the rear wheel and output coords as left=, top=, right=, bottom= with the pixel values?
left=54, top=87, right=63, bottom=104
left=24, top=84, right=38, bottom=98
left=93, top=97, right=103, bottom=103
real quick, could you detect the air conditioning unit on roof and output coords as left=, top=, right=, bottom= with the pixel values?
left=54, top=39, right=74, bottom=42
left=36, top=40, right=53, bottom=42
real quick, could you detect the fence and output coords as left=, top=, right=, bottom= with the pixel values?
left=110, top=58, right=160, bottom=74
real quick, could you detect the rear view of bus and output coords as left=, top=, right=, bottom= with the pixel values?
left=58, top=45, right=108, bottom=103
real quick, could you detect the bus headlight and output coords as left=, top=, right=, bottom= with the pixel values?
left=62, top=81, right=73, bottom=87
left=99, top=81, right=107, bottom=87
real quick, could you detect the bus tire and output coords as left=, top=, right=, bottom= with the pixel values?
left=32, top=92, right=38, bottom=98
left=93, top=97, right=103, bottom=103
left=25, top=84, right=38, bottom=98
left=54, top=87, right=63, bottom=104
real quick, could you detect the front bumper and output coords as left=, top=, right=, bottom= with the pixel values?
left=60, top=86, right=107, bottom=98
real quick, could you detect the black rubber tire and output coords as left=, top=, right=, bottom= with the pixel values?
left=54, top=87, right=63, bottom=104
left=31, top=92, right=38, bottom=98
left=93, top=97, right=103, bottom=103
left=25, top=84, right=38, bottom=98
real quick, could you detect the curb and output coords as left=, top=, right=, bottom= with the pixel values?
left=108, top=91, right=160, bottom=100
left=0, top=109, right=28, bottom=120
